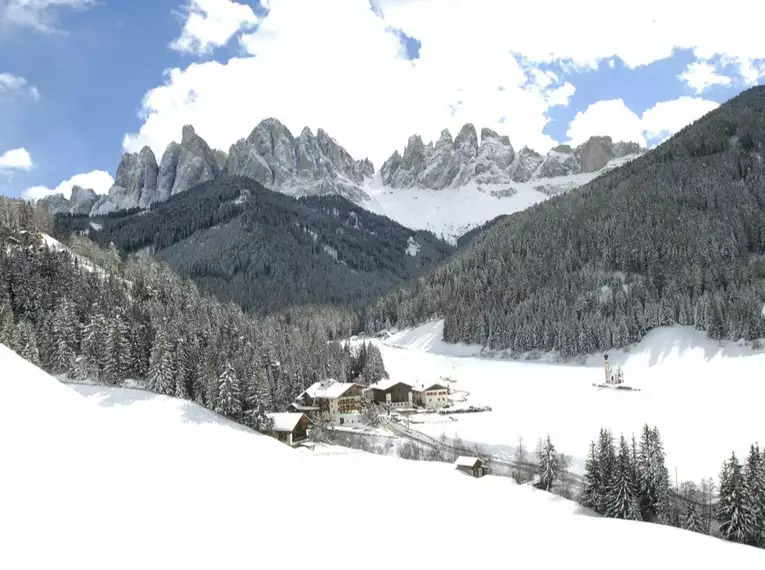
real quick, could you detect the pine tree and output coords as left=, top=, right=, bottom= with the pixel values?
left=637, top=425, right=673, bottom=523
left=17, top=320, right=40, bottom=366
left=147, top=325, right=175, bottom=395
left=104, top=314, right=132, bottom=384
left=536, top=435, right=560, bottom=492
left=580, top=441, right=601, bottom=510
left=717, top=452, right=755, bottom=543
left=679, top=482, right=704, bottom=533
left=0, top=302, right=13, bottom=346
left=215, top=360, right=242, bottom=419
left=173, top=337, right=190, bottom=400
left=744, top=443, right=765, bottom=547
left=49, top=298, right=77, bottom=374
left=243, top=366, right=274, bottom=432
left=81, top=314, right=108, bottom=378
left=605, top=435, right=642, bottom=520
left=596, top=428, right=616, bottom=513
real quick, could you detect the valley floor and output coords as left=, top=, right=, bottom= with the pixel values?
left=360, top=321, right=765, bottom=483
left=3, top=343, right=765, bottom=569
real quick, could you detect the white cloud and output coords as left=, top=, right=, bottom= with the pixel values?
left=0, top=147, right=34, bottom=171
left=567, top=96, right=719, bottom=147
left=124, top=0, right=765, bottom=169
left=170, top=0, right=260, bottom=55
left=678, top=62, right=732, bottom=94
left=125, top=0, right=574, bottom=166
left=1, top=0, right=96, bottom=33
left=22, top=170, right=114, bottom=202
left=0, top=73, right=41, bottom=101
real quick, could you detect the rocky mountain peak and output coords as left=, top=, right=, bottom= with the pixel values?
left=181, top=125, right=196, bottom=144
left=382, top=126, right=645, bottom=190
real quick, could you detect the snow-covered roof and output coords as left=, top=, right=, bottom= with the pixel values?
left=413, top=382, right=447, bottom=392
left=288, top=403, right=319, bottom=412
left=267, top=412, right=306, bottom=432
left=365, top=378, right=414, bottom=392
left=302, top=379, right=361, bottom=400
left=455, top=456, right=481, bottom=468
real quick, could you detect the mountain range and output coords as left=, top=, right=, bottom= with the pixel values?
left=39, top=119, right=645, bottom=241
left=367, top=86, right=765, bottom=355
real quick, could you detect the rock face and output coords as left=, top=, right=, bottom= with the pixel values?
left=38, top=185, right=100, bottom=216
left=381, top=127, right=645, bottom=189
left=225, top=118, right=374, bottom=202
left=91, top=147, right=160, bottom=216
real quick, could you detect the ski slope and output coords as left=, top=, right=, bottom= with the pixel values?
left=3, top=344, right=765, bottom=568
left=366, top=321, right=765, bottom=483
left=361, top=156, right=637, bottom=244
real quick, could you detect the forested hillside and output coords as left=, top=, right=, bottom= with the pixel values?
left=55, top=177, right=453, bottom=314
left=0, top=197, right=388, bottom=427
left=366, top=86, right=765, bottom=355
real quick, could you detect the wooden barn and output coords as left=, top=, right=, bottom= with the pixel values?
left=455, top=456, right=488, bottom=478
left=364, top=379, right=413, bottom=408
left=266, top=412, right=310, bottom=447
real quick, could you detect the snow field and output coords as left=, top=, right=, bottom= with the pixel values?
left=3, top=343, right=765, bottom=568
left=365, top=321, right=765, bottom=483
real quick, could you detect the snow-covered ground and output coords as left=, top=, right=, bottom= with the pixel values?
left=4, top=344, right=765, bottom=568
left=361, top=156, right=637, bottom=244
left=363, top=321, right=765, bottom=484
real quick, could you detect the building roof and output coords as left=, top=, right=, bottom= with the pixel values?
left=455, top=456, right=482, bottom=468
left=365, top=378, right=414, bottom=392
left=267, top=412, right=306, bottom=432
left=413, top=382, right=447, bottom=392
left=287, top=403, right=320, bottom=412
left=301, top=379, right=361, bottom=400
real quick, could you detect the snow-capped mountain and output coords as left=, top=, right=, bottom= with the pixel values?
left=42, top=118, right=643, bottom=241
left=380, top=125, right=644, bottom=190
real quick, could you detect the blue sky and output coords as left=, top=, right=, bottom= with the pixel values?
left=0, top=0, right=763, bottom=199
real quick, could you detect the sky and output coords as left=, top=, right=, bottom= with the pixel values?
left=0, top=0, right=764, bottom=201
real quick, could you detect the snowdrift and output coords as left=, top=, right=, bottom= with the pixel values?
left=2, top=344, right=764, bottom=569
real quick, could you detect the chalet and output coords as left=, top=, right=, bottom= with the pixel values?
left=412, top=382, right=449, bottom=409
left=294, top=379, right=365, bottom=425
left=455, top=456, right=488, bottom=478
left=266, top=412, right=310, bottom=446
left=364, top=379, right=413, bottom=408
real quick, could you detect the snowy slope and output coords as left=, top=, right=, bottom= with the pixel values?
left=362, top=156, right=637, bottom=244
left=2, top=344, right=765, bottom=568
left=364, top=321, right=765, bottom=483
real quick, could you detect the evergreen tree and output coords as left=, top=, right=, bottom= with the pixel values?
left=744, top=443, right=765, bottom=547
left=536, top=435, right=560, bottom=492
left=605, top=435, right=642, bottom=520
left=17, top=320, right=40, bottom=366
left=147, top=325, right=175, bottom=395
left=717, top=452, right=755, bottom=543
left=215, top=360, right=242, bottom=419
left=596, top=428, right=616, bottom=513
left=81, top=313, right=108, bottom=378
left=580, top=440, right=601, bottom=510
left=637, top=425, right=673, bottom=523
left=243, top=366, right=274, bottom=432
left=104, top=314, right=132, bottom=384
left=679, top=482, right=704, bottom=534
left=0, top=302, right=14, bottom=347
left=173, top=337, right=190, bottom=400
left=49, top=298, right=78, bottom=374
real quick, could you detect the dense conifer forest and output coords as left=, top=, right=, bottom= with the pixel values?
left=54, top=176, right=454, bottom=315
left=0, top=197, right=388, bottom=428
left=366, top=86, right=765, bottom=355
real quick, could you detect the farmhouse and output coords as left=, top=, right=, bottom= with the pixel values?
left=294, top=379, right=365, bottom=425
left=412, top=382, right=449, bottom=409
left=455, top=456, right=488, bottom=478
left=266, top=412, right=310, bottom=446
left=364, top=379, right=413, bottom=408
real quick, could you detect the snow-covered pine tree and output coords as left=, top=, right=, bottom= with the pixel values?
left=580, top=440, right=601, bottom=510
left=49, top=298, right=78, bottom=375
left=104, top=314, right=132, bottom=384
left=173, top=337, right=190, bottom=400
left=215, top=360, right=242, bottom=419
left=744, top=443, right=765, bottom=547
left=17, top=320, right=41, bottom=366
left=0, top=302, right=14, bottom=347
left=81, top=313, right=108, bottom=378
left=146, top=325, right=175, bottom=396
left=243, top=366, right=274, bottom=432
left=637, top=424, right=673, bottom=523
left=717, top=452, right=755, bottom=543
left=536, top=435, right=560, bottom=492
left=679, top=482, right=704, bottom=533
left=605, top=435, right=642, bottom=520
left=596, top=428, right=616, bottom=513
